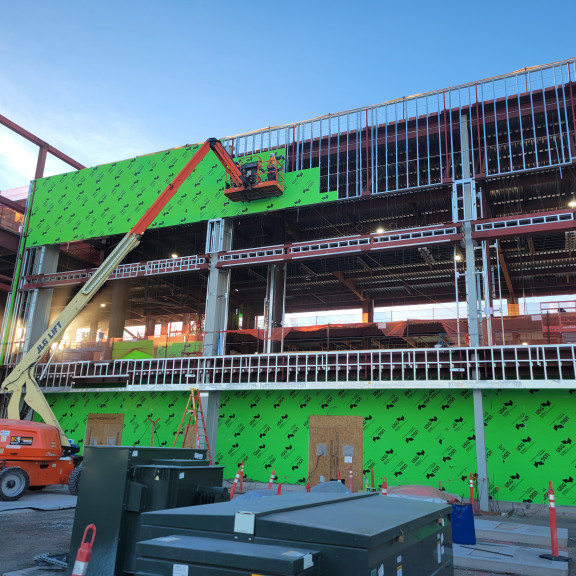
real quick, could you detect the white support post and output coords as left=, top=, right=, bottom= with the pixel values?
left=460, top=113, right=489, bottom=512
left=203, top=219, right=233, bottom=357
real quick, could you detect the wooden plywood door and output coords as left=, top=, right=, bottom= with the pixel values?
left=84, top=413, right=124, bottom=447
left=308, top=415, right=363, bottom=492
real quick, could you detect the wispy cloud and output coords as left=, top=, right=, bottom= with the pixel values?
left=0, top=128, right=40, bottom=190
left=0, top=71, right=163, bottom=190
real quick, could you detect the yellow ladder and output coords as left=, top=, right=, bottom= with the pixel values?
left=173, top=388, right=213, bottom=464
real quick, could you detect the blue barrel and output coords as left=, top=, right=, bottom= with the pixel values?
left=451, top=503, right=476, bottom=544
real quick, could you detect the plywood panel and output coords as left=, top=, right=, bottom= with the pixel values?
left=84, top=413, right=124, bottom=447
left=308, top=415, right=363, bottom=491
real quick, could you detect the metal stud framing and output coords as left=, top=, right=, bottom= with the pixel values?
left=224, top=59, right=576, bottom=197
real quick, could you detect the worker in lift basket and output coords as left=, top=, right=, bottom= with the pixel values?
left=267, top=153, right=278, bottom=182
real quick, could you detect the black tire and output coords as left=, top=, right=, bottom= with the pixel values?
left=68, top=466, right=82, bottom=495
left=0, top=467, right=30, bottom=501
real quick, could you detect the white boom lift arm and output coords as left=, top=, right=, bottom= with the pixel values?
left=1, top=138, right=247, bottom=447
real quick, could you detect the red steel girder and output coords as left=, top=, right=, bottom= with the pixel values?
left=472, top=209, right=575, bottom=240
left=0, top=113, right=85, bottom=171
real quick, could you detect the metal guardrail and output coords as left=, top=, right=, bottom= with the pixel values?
left=22, top=255, right=207, bottom=289
left=32, top=344, right=576, bottom=391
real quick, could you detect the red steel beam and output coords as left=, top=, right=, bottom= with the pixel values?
left=497, top=240, right=516, bottom=303
left=0, top=228, right=20, bottom=252
left=0, top=113, right=85, bottom=171
left=0, top=195, right=25, bottom=214
left=472, top=209, right=576, bottom=240
left=332, top=271, right=366, bottom=301
left=21, top=256, right=209, bottom=290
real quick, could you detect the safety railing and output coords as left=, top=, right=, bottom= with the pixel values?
left=473, top=210, right=575, bottom=239
left=218, top=225, right=461, bottom=268
left=22, top=255, right=208, bottom=290
left=31, top=344, right=576, bottom=391
left=21, top=209, right=576, bottom=288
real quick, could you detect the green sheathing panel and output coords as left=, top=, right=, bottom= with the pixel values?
left=215, top=389, right=476, bottom=495
left=111, top=340, right=155, bottom=359
left=27, top=147, right=336, bottom=246
left=40, top=390, right=191, bottom=450
left=483, top=389, right=576, bottom=506
left=41, top=387, right=576, bottom=506
left=216, top=389, right=576, bottom=506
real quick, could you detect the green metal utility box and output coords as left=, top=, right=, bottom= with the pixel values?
left=67, top=446, right=224, bottom=576
left=135, top=492, right=452, bottom=575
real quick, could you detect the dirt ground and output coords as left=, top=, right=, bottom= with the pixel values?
left=0, top=508, right=75, bottom=574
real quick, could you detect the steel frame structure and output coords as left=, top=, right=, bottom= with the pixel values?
left=225, top=59, right=576, bottom=197
left=6, top=58, right=576, bottom=370
left=19, top=209, right=575, bottom=289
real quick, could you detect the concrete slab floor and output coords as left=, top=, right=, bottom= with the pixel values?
left=454, top=542, right=569, bottom=576
left=474, top=518, right=569, bottom=550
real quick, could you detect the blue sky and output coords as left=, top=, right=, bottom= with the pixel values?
left=1, top=0, right=574, bottom=190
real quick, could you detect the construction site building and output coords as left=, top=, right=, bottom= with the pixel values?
left=2, top=57, right=576, bottom=510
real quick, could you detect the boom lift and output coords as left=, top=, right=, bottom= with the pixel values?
left=0, top=138, right=265, bottom=500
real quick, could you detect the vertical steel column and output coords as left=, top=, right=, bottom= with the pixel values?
left=203, top=390, right=220, bottom=459
left=263, top=264, right=286, bottom=353
left=460, top=113, right=489, bottom=512
left=0, top=181, right=35, bottom=364
left=108, top=280, right=130, bottom=338
left=454, top=247, right=461, bottom=347
left=263, top=217, right=286, bottom=354
left=21, top=245, right=60, bottom=354
left=34, top=145, right=48, bottom=180
left=203, top=219, right=232, bottom=357
left=481, top=240, right=494, bottom=346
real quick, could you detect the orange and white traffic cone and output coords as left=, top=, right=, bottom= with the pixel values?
left=539, top=481, right=569, bottom=563
left=239, top=460, right=245, bottom=493
left=229, top=466, right=242, bottom=500
left=380, top=477, right=388, bottom=496
left=71, top=524, right=96, bottom=576
left=267, top=467, right=276, bottom=489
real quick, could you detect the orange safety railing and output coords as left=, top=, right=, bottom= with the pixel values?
left=224, top=153, right=285, bottom=199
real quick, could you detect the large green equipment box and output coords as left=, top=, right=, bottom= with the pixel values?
left=67, top=446, right=225, bottom=576
left=135, top=492, right=453, bottom=576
